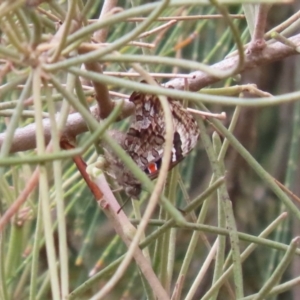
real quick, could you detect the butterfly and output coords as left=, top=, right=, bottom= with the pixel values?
left=104, top=82, right=200, bottom=198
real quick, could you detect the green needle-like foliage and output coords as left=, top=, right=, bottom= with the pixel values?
left=0, top=0, right=299, bottom=299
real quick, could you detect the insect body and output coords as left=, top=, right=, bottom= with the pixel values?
left=104, top=83, right=200, bottom=198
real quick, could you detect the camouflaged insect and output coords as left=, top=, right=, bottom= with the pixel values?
left=104, top=83, right=200, bottom=198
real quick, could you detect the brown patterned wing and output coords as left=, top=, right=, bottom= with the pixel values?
left=104, top=83, right=200, bottom=198
left=124, top=88, right=200, bottom=180
left=102, top=130, right=143, bottom=198
left=124, top=91, right=166, bottom=172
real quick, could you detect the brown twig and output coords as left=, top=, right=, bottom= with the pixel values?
left=103, top=71, right=195, bottom=78
left=88, top=14, right=246, bottom=23
left=82, top=59, right=114, bottom=119
left=187, top=108, right=226, bottom=120
left=274, top=178, right=300, bottom=205
left=91, top=173, right=170, bottom=300
left=166, top=33, right=300, bottom=91
left=93, top=0, right=118, bottom=44
left=61, top=140, right=103, bottom=199
left=78, top=0, right=118, bottom=120
left=248, top=4, right=271, bottom=53
left=77, top=41, right=156, bottom=52
left=0, top=102, right=134, bottom=153
left=138, top=20, right=177, bottom=39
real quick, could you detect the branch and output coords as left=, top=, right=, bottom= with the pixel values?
left=0, top=102, right=134, bottom=153
left=82, top=59, right=114, bottom=119
left=79, top=0, right=118, bottom=119
left=248, top=4, right=271, bottom=53
left=0, top=33, right=300, bottom=154
left=166, top=33, right=300, bottom=91
left=93, top=0, right=119, bottom=44
left=90, top=173, right=170, bottom=300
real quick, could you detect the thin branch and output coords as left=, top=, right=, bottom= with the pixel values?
left=166, top=33, right=300, bottom=91
left=0, top=102, right=134, bottom=153
left=93, top=0, right=118, bottom=44
left=187, top=108, right=226, bottom=120
left=248, top=4, right=272, bottom=53
left=79, top=0, right=118, bottom=119
left=103, top=71, right=195, bottom=78
left=138, top=19, right=177, bottom=38
left=82, top=59, right=114, bottom=119
left=74, top=41, right=156, bottom=52
left=125, top=14, right=245, bottom=21
left=90, top=174, right=170, bottom=300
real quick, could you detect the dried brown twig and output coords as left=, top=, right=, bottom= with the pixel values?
left=248, top=4, right=271, bottom=53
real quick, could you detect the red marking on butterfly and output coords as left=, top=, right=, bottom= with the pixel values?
left=146, top=162, right=159, bottom=175
left=104, top=82, right=200, bottom=198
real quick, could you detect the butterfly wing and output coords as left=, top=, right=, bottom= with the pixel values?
left=124, top=91, right=166, bottom=171
left=124, top=90, right=200, bottom=180
left=104, top=84, right=200, bottom=198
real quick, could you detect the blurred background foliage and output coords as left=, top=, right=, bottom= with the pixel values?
left=0, top=0, right=300, bottom=299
